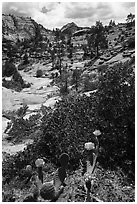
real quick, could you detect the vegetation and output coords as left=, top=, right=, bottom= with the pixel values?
left=22, top=53, right=29, bottom=65
left=2, top=12, right=135, bottom=202
left=3, top=59, right=17, bottom=77
left=2, top=59, right=31, bottom=91
left=109, top=20, right=116, bottom=27
left=36, top=69, right=43, bottom=77
left=97, top=61, right=135, bottom=178
left=71, top=68, right=81, bottom=91
left=127, top=37, right=135, bottom=48
left=87, top=21, right=108, bottom=56
left=126, top=13, right=135, bottom=27
left=3, top=59, right=135, bottom=181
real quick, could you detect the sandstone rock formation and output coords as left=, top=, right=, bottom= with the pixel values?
left=2, top=14, right=52, bottom=43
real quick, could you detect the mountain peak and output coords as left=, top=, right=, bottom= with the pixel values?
left=60, top=22, right=78, bottom=35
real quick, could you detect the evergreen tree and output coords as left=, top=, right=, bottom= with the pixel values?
left=126, top=13, right=135, bottom=26
left=109, top=19, right=113, bottom=27
left=71, top=67, right=81, bottom=91
left=88, top=21, right=108, bottom=56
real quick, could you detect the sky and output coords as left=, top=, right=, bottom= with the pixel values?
left=2, top=1, right=135, bottom=30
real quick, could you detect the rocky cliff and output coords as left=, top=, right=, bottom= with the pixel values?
left=61, top=22, right=79, bottom=35
left=60, top=22, right=90, bottom=36
left=2, top=14, right=52, bottom=43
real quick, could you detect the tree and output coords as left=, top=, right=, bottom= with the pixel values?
left=88, top=21, right=108, bottom=56
left=71, top=67, right=81, bottom=91
left=54, top=28, right=60, bottom=41
left=61, top=63, right=69, bottom=92
left=112, top=20, right=116, bottom=27
left=126, top=13, right=135, bottom=26
left=67, top=45, right=73, bottom=60
left=109, top=20, right=115, bottom=27
left=23, top=52, right=29, bottom=65
left=109, top=19, right=113, bottom=27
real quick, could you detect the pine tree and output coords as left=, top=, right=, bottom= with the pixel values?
left=88, top=21, right=108, bottom=56
left=126, top=13, right=135, bottom=26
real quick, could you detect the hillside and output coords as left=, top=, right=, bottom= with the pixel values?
left=2, top=12, right=135, bottom=202
left=2, top=14, right=51, bottom=42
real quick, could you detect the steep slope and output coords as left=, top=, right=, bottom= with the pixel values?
left=2, top=14, right=51, bottom=43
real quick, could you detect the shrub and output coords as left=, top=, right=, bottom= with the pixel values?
left=83, top=73, right=98, bottom=92
left=127, top=37, right=135, bottom=48
left=98, top=64, right=108, bottom=73
left=18, top=63, right=26, bottom=71
left=59, top=83, right=69, bottom=96
left=12, top=71, right=24, bottom=85
left=40, top=94, right=98, bottom=168
left=36, top=69, right=43, bottom=77
left=97, top=61, right=135, bottom=178
left=3, top=60, right=17, bottom=77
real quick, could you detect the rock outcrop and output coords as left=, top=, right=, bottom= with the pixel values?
left=2, top=14, right=52, bottom=43
left=61, top=22, right=79, bottom=35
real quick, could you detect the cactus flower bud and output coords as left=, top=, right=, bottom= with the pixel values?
left=93, top=130, right=101, bottom=136
left=26, top=165, right=32, bottom=172
left=35, top=158, right=45, bottom=168
left=84, top=142, right=95, bottom=150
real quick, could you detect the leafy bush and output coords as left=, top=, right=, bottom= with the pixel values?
left=2, top=80, right=22, bottom=92
left=83, top=74, right=98, bottom=92
left=98, top=64, right=108, bottom=74
left=3, top=60, right=17, bottom=77
left=12, top=71, right=24, bottom=85
left=97, top=61, right=135, bottom=178
left=59, top=83, right=69, bottom=95
left=36, top=69, right=43, bottom=77
left=127, top=37, right=135, bottom=48
left=2, top=69, right=31, bottom=91
left=40, top=94, right=98, bottom=168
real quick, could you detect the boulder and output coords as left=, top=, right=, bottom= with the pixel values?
left=122, top=51, right=131, bottom=57
left=99, top=60, right=104, bottom=65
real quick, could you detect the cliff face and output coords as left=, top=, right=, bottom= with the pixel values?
left=60, top=22, right=90, bottom=37
left=61, top=22, right=79, bottom=35
left=2, top=14, right=51, bottom=43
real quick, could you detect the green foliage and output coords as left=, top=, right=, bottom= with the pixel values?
left=16, top=105, right=28, bottom=118
left=88, top=21, right=108, bottom=56
left=3, top=68, right=31, bottom=91
left=54, top=28, right=65, bottom=42
left=59, top=83, right=69, bottom=96
left=3, top=60, right=17, bottom=77
left=97, top=61, right=135, bottom=177
left=84, top=80, right=98, bottom=92
left=98, top=64, right=108, bottom=73
left=83, top=73, right=98, bottom=92
left=127, top=37, right=135, bottom=48
left=40, top=94, right=98, bottom=167
left=2, top=80, right=22, bottom=92
left=22, top=53, right=29, bottom=65
left=2, top=60, right=135, bottom=185
left=126, top=13, right=135, bottom=26
left=109, top=20, right=116, bottom=28
left=13, top=71, right=24, bottom=85
left=71, top=68, right=81, bottom=91
left=36, top=69, right=43, bottom=77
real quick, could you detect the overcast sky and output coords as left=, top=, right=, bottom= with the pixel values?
left=2, top=2, right=135, bottom=30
